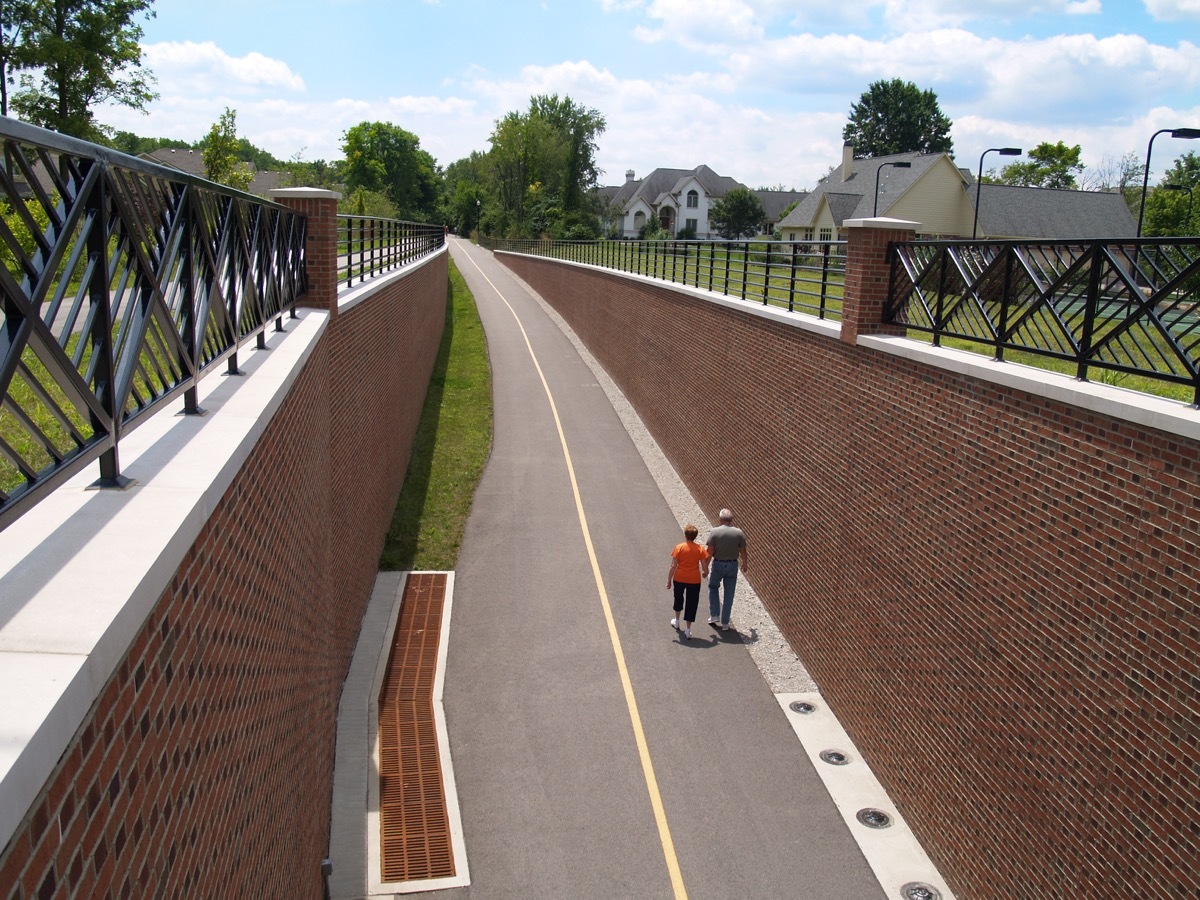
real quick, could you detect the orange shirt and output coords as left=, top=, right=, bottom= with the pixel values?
left=670, top=541, right=709, bottom=584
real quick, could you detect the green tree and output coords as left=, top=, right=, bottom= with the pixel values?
left=999, top=141, right=1084, bottom=190
left=341, top=121, right=440, bottom=221
left=842, top=79, right=953, bottom=158
left=440, top=152, right=488, bottom=235
left=201, top=107, right=254, bottom=191
left=10, top=0, right=157, bottom=141
left=1142, top=151, right=1199, bottom=237
left=709, top=187, right=766, bottom=239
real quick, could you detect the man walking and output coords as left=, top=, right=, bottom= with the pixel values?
left=706, top=508, right=748, bottom=630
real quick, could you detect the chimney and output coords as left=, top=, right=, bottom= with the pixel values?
left=626, top=169, right=636, bottom=183
left=842, top=144, right=854, bottom=182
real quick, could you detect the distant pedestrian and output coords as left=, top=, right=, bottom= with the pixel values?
left=667, top=524, right=709, bottom=640
left=706, top=508, right=748, bottom=630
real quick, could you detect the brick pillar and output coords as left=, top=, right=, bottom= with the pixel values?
left=840, top=217, right=917, bottom=345
left=270, top=187, right=342, bottom=317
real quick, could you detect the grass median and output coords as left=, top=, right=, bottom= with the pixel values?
left=379, top=257, right=493, bottom=570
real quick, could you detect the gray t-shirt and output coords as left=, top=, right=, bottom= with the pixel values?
left=706, top=525, right=746, bottom=561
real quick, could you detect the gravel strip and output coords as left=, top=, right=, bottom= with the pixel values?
left=510, top=269, right=817, bottom=693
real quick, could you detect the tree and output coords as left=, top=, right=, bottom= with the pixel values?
left=709, top=187, right=766, bottom=239
left=998, top=141, right=1084, bottom=190
left=341, top=121, right=440, bottom=221
left=1142, top=151, right=1200, bottom=237
left=201, top=108, right=254, bottom=192
left=10, top=0, right=157, bottom=141
left=842, top=79, right=953, bottom=158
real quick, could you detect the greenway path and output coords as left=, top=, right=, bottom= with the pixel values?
left=405, top=238, right=894, bottom=900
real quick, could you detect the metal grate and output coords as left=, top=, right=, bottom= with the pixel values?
left=378, top=573, right=455, bottom=882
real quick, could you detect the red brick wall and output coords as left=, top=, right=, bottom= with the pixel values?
left=499, top=253, right=1200, bottom=900
left=0, top=252, right=447, bottom=899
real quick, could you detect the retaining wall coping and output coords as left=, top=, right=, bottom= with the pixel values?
left=0, top=308, right=329, bottom=851
left=338, top=244, right=448, bottom=314
left=860, top=332, right=1200, bottom=442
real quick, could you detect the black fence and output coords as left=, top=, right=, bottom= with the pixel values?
left=886, top=238, right=1200, bottom=404
left=490, top=237, right=847, bottom=319
left=338, top=216, right=445, bottom=288
left=0, top=117, right=307, bottom=532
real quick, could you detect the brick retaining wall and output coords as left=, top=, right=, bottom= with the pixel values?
left=499, top=252, right=1200, bottom=900
left=0, top=251, right=447, bottom=898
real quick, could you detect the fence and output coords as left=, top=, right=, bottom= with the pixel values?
left=489, top=237, right=847, bottom=319
left=338, top=215, right=445, bottom=287
left=0, top=117, right=307, bottom=532
left=886, top=237, right=1200, bottom=404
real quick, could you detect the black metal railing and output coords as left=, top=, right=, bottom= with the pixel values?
left=885, top=238, right=1200, bottom=404
left=338, top=216, right=445, bottom=287
left=489, top=238, right=847, bottom=319
left=0, top=116, right=307, bottom=532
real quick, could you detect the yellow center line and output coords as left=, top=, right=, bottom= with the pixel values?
left=459, top=244, right=687, bottom=899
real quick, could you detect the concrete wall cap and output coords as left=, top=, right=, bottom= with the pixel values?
left=269, top=186, right=342, bottom=201
left=844, top=216, right=920, bottom=230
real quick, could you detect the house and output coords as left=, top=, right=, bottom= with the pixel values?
left=599, top=165, right=806, bottom=239
left=141, top=147, right=286, bottom=198
left=777, top=143, right=1136, bottom=241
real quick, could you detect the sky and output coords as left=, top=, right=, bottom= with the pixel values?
left=97, top=0, right=1200, bottom=191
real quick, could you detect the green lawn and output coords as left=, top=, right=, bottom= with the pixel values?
left=379, top=258, right=493, bottom=570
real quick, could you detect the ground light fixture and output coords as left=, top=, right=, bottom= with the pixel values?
left=973, top=147, right=1022, bottom=238
left=873, top=160, right=912, bottom=217
left=1137, top=128, right=1200, bottom=236
left=1161, top=183, right=1194, bottom=234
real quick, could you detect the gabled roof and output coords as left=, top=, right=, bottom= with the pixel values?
left=603, top=165, right=748, bottom=212
left=753, top=189, right=808, bottom=222
left=976, top=184, right=1136, bottom=239
left=779, top=151, right=948, bottom=228
left=140, top=147, right=286, bottom=199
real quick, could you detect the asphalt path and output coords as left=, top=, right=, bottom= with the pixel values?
left=434, top=237, right=885, bottom=900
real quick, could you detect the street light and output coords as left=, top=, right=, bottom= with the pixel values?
left=973, top=147, right=1021, bottom=239
left=1136, top=128, right=1200, bottom=237
left=1162, top=184, right=1195, bottom=234
left=873, top=161, right=912, bottom=217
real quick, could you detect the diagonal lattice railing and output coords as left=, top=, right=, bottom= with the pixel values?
left=0, top=118, right=307, bottom=532
left=886, top=238, right=1200, bottom=403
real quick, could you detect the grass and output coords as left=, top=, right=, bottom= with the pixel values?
left=379, top=258, right=493, bottom=570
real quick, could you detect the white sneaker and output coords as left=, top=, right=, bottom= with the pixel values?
left=707, top=616, right=719, bottom=625
left=683, top=628, right=692, bottom=639
left=670, top=617, right=679, bottom=628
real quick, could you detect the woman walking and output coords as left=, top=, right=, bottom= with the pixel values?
left=667, top=524, right=709, bottom=639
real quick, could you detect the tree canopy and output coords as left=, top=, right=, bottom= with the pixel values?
left=1141, top=151, right=1199, bottom=237
left=842, top=79, right=953, bottom=158
left=342, top=121, right=440, bottom=221
left=709, top=187, right=765, bottom=239
left=201, top=107, right=253, bottom=192
left=5, top=0, right=157, bottom=141
left=482, top=93, right=606, bottom=238
left=997, top=141, right=1084, bottom=190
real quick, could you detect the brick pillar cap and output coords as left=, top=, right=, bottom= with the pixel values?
left=269, top=187, right=342, bottom=201
left=844, top=216, right=920, bottom=231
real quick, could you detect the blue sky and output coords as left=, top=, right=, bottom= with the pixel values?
left=99, top=0, right=1200, bottom=190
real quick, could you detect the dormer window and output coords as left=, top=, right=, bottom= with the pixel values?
left=686, top=190, right=699, bottom=208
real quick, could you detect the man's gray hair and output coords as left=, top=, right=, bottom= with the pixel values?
left=718, top=508, right=734, bottom=522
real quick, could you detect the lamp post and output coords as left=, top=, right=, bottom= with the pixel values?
left=873, top=161, right=912, bottom=217
left=1162, top=184, right=1195, bottom=234
left=1136, top=128, right=1200, bottom=237
left=973, top=147, right=1021, bottom=239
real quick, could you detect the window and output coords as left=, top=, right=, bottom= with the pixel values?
left=819, top=227, right=833, bottom=241
left=634, top=211, right=646, bottom=230
left=686, top=190, right=699, bottom=208
left=686, top=218, right=698, bottom=232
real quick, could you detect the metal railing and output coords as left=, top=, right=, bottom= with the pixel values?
left=886, top=238, right=1200, bottom=404
left=0, top=117, right=307, bottom=532
left=338, top=216, right=445, bottom=288
left=490, top=237, right=847, bottom=319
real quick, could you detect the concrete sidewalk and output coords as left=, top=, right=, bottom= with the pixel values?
left=332, top=238, right=954, bottom=899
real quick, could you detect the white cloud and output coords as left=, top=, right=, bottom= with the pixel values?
left=142, top=41, right=306, bottom=93
left=1143, top=0, right=1200, bottom=19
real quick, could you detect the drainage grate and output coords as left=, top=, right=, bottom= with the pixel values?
left=902, top=883, right=942, bottom=900
left=378, top=573, right=455, bottom=883
left=819, top=749, right=851, bottom=766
